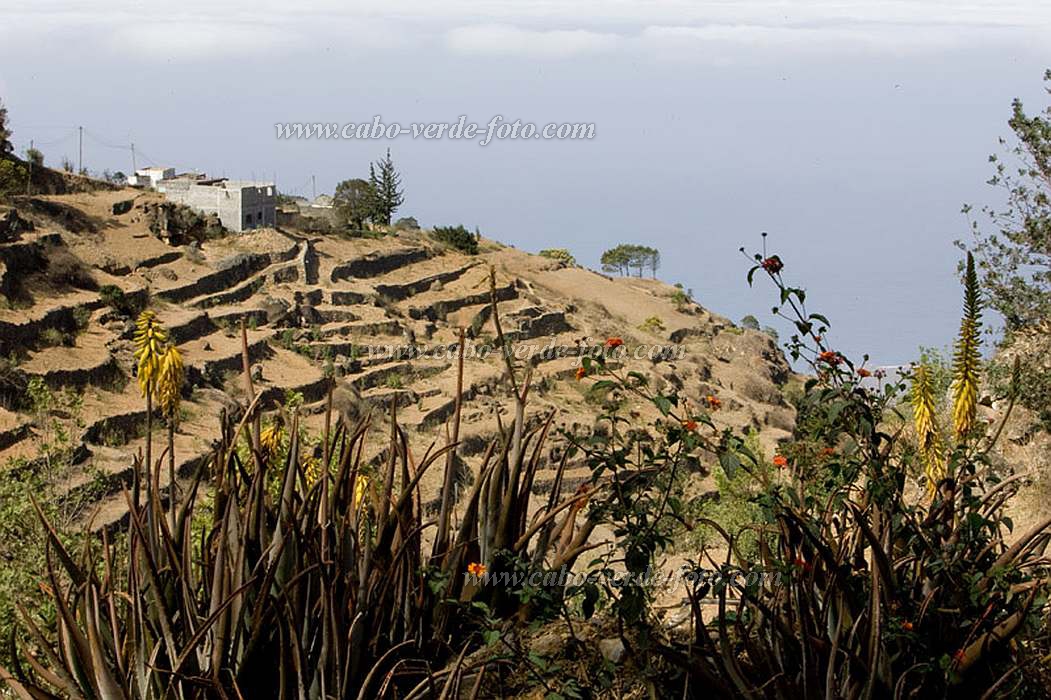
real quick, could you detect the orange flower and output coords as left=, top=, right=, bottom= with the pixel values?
left=818, top=350, right=843, bottom=366
left=819, top=447, right=836, bottom=458
left=704, top=395, right=722, bottom=410
left=467, top=562, right=487, bottom=576
left=682, top=420, right=698, bottom=432
left=575, top=366, right=587, bottom=381
left=773, top=455, right=788, bottom=469
left=605, top=337, right=624, bottom=349
left=857, top=367, right=872, bottom=378
left=761, top=256, right=783, bottom=274
left=901, top=621, right=914, bottom=632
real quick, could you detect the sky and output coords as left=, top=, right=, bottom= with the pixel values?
left=1, top=1, right=1049, bottom=366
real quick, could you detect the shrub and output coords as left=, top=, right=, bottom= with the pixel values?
left=98, top=284, right=141, bottom=317
left=0, top=159, right=27, bottom=197
left=38, top=327, right=69, bottom=347
left=683, top=430, right=771, bottom=561
left=987, top=324, right=1051, bottom=430
left=394, top=215, right=420, bottom=230
left=740, top=314, right=760, bottom=330
left=562, top=240, right=1051, bottom=698
left=638, top=315, right=665, bottom=333
left=0, top=379, right=90, bottom=669
left=25, top=150, right=43, bottom=169
left=538, top=248, right=576, bottom=267
left=432, top=224, right=478, bottom=254
left=674, top=245, right=1048, bottom=696
left=72, top=305, right=91, bottom=331
left=670, top=287, right=692, bottom=310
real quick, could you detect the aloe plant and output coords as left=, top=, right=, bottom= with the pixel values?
left=3, top=289, right=597, bottom=698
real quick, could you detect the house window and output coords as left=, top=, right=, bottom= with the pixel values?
left=245, top=213, right=253, bottom=227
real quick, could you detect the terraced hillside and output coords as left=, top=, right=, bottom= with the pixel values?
left=0, top=189, right=796, bottom=532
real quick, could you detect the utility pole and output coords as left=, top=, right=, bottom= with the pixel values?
left=131, top=142, right=137, bottom=172
left=311, top=175, right=316, bottom=201
left=78, top=126, right=83, bottom=174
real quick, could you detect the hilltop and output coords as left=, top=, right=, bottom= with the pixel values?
left=0, top=186, right=795, bottom=532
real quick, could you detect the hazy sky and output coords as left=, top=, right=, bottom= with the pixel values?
left=2, top=1, right=1049, bottom=365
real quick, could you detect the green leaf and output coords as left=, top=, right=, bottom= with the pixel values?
left=719, top=451, right=741, bottom=479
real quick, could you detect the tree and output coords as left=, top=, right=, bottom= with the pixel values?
left=961, top=71, right=1051, bottom=430
left=333, top=178, right=376, bottom=230
left=600, top=244, right=661, bottom=277
left=647, top=247, right=661, bottom=277
left=601, top=245, right=632, bottom=275
left=0, top=99, right=11, bottom=155
left=962, top=69, right=1051, bottom=332
left=368, top=148, right=404, bottom=226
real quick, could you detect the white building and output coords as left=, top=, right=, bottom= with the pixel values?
left=159, top=177, right=276, bottom=232
left=128, top=167, right=175, bottom=188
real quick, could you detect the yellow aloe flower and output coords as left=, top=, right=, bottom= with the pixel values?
left=134, top=310, right=169, bottom=399
left=302, top=455, right=329, bottom=487
left=353, top=473, right=370, bottom=509
left=260, top=421, right=283, bottom=461
left=157, top=344, right=185, bottom=418
left=950, top=253, right=982, bottom=441
left=912, top=363, right=945, bottom=499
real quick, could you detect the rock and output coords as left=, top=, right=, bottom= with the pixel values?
left=763, top=407, right=795, bottom=432
left=260, top=297, right=291, bottom=324
left=251, top=364, right=264, bottom=382
left=159, top=268, right=178, bottom=281
left=736, top=375, right=781, bottom=405
left=144, top=201, right=224, bottom=246
left=598, top=638, right=626, bottom=664
left=203, top=342, right=213, bottom=352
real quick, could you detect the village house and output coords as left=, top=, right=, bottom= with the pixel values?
left=127, top=166, right=174, bottom=188
left=158, top=177, right=276, bottom=232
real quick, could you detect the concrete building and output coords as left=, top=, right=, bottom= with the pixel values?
left=127, top=166, right=174, bottom=188
left=159, top=178, right=276, bottom=232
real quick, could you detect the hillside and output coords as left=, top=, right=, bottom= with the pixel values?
left=0, top=187, right=795, bottom=532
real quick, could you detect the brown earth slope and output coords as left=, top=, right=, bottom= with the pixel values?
left=0, top=189, right=795, bottom=532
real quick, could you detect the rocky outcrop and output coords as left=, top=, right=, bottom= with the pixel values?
left=142, top=200, right=225, bottom=245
